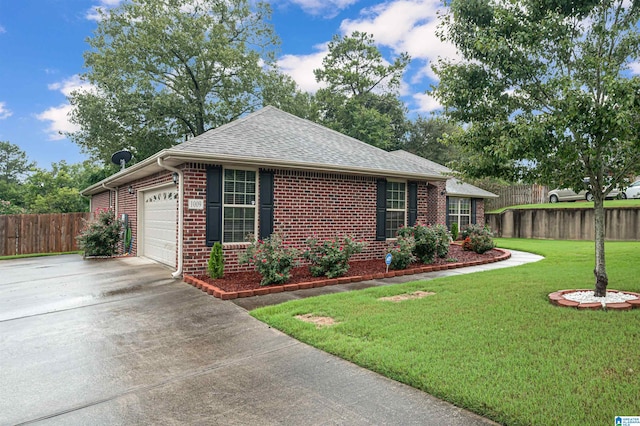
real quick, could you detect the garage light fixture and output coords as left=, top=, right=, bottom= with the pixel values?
left=128, top=185, right=134, bottom=194
left=172, top=172, right=179, bottom=185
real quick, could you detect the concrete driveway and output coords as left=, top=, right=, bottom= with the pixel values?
left=0, top=255, right=495, bottom=425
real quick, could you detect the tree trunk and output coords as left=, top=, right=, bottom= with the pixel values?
left=593, top=196, right=608, bottom=297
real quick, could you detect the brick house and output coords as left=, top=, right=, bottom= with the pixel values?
left=82, top=106, right=497, bottom=278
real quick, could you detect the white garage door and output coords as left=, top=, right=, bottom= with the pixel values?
left=142, top=186, right=178, bottom=267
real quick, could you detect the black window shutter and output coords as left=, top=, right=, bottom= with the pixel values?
left=446, top=196, right=451, bottom=228
left=408, top=182, right=418, bottom=227
left=471, top=198, right=477, bottom=225
left=376, top=179, right=387, bottom=241
left=259, top=171, right=274, bottom=240
left=206, top=166, right=222, bottom=246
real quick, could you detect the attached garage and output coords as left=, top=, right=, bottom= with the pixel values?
left=140, top=185, right=178, bottom=267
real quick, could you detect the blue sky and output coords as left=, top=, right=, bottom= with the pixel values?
left=0, top=0, right=454, bottom=169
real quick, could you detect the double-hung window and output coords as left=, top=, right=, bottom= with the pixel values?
left=386, top=181, right=406, bottom=238
left=448, top=197, right=471, bottom=228
left=223, top=169, right=256, bottom=243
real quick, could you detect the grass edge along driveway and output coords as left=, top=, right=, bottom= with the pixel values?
left=251, top=239, right=640, bottom=426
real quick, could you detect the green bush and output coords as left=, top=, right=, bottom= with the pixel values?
left=451, top=222, right=459, bottom=240
left=432, top=224, right=452, bottom=259
left=208, top=242, right=224, bottom=279
left=398, top=223, right=450, bottom=264
left=77, top=209, right=122, bottom=257
left=460, top=224, right=496, bottom=254
left=387, top=235, right=416, bottom=270
left=460, top=224, right=488, bottom=240
left=303, top=235, right=366, bottom=278
left=239, top=234, right=298, bottom=286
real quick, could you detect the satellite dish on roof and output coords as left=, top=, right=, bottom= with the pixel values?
left=111, top=150, right=132, bottom=170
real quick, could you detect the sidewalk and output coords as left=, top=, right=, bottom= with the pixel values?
left=232, top=249, right=544, bottom=310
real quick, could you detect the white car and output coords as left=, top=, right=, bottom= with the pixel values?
left=548, top=186, right=620, bottom=203
left=621, top=180, right=640, bottom=199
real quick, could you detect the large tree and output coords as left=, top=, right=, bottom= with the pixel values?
left=403, top=117, right=461, bottom=166
left=433, top=0, right=640, bottom=296
left=314, top=31, right=410, bottom=150
left=69, top=0, right=284, bottom=164
left=0, top=141, right=34, bottom=212
left=24, top=161, right=106, bottom=213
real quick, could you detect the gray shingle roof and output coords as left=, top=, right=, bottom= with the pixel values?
left=389, top=150, right=498, bottom=198
left=169, top=106, right=444, bottom=179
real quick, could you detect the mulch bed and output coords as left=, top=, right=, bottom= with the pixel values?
left=196, top=244, right=502, bottom=293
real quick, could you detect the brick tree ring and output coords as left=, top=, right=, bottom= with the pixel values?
left=549, top=289, right=640, bottom=310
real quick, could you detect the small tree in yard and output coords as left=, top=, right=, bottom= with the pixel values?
left=208, top=242, right=224, bottom=279
left=434, top=0, right=640, bottom=296
left=77, top=209, right=122, bottom=257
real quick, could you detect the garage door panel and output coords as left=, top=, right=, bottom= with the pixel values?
left=143, top=186, right=178, bottom=267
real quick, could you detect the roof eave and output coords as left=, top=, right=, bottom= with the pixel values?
left=81, top=149, right=447, bottom=196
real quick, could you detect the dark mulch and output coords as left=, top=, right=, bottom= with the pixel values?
left=197, top=244, right=502, bottom=293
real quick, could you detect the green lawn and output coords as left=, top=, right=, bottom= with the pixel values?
left=251, top=239, right=640, bottom=425
left=488, top=198, right=640, bottom=214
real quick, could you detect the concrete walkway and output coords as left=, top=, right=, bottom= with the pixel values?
left=0, top=250, right=541, bottom=425
left=232, top=249, right=544, bottom=310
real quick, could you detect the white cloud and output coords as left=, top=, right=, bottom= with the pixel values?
left=0, top=102, right=12, bottom=119
left=412, top=92, right=441, bottom=113
left=284, top=0, right=360, bottom=17
left=86, top=0, right=122, bottom=21
left=47, top=75, right=95, bottom=97
left=36, top=104, right=79, bottom=140
left=0, top=25, right=6, bottom=34
left=339, top=0, right=459, bottom=83
left=277, top=44, right=329, bottom=93
left=37, top=75, right=96, bottom=140
left=629, top=61, right=640, bottom=75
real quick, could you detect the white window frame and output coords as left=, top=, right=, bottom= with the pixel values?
left=385, top=180, right=407, bottom=239
left=448, top=197, right=471, bottom=229
left=222, top=168, right=258, bottom=244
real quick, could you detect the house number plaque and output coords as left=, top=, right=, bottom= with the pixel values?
left=188, top=199, right=204, bottom=210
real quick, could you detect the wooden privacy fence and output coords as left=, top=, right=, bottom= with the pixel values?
left=484, top=184, right=549, bottom=211
left=0, top=213, right=91, bottom=256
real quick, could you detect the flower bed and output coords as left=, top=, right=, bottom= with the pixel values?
left=185, top=245, right=509, bottom=299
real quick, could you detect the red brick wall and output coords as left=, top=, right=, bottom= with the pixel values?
left=90, top=191, right=112, bottom=212
left=181, top=167, right=446, bottom=276
left=426, top=181, right=447, bottom=225
left=475, top=199, right=486, bottom=227
left=107, top=163, right=449, bottom=277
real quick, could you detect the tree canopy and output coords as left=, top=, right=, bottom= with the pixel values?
left=313, top=31, right=411, bottom=150
left=433, top=0, right=640, bottom=295
left=69, top=0, right=287, bottom=165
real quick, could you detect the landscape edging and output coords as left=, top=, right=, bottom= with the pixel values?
left=183, top=249, right=512, bottom=300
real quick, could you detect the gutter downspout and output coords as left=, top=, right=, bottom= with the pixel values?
left=157, top=157, right=184, bottom=279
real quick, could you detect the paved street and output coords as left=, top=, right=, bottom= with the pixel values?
left=0, top=254, right=497, bottom=425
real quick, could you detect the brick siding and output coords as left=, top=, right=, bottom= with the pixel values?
left=108, top=163, right=449, bottom=277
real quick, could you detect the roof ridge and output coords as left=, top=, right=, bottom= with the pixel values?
left=265, top=106, right=394, bottom=155
left=179, top=107, right=272, bottom=148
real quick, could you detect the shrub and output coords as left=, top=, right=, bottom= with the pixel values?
left=208, top=242, right=224, bottom=279
left=451, top=222, right=459, bottom=241
left=468, top=233, right=496, bottom=254
left=399, top=224, right=450, bottom=264
left=77, top=209, right=122, bottom=257
left=303, top=235, right=366, bottom=278
left=432, top=224, right=452, bottom=259
left=460, top=225, right=496, bottom=254
left=460, top=224, right=488, bottom=240
left=239, top=234, right=298, bottom=286
left=387, top=235, right=416, bottom=270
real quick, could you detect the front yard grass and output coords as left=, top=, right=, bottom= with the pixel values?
left=251, top=239, right=640, bottom=425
